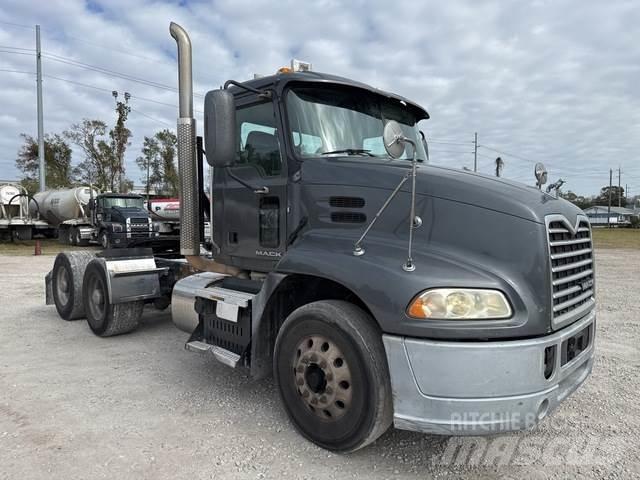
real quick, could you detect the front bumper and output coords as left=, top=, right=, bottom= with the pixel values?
left=383, top=310, right=595, bottom=435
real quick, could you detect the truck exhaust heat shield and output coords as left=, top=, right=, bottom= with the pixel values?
left=170, top=22, right=200, bottom=256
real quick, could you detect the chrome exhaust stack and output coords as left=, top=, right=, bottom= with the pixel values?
left=170, top=22, right=200, bottom=256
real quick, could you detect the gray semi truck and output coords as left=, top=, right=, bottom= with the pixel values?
left=44, top=23, right=595, bottom=452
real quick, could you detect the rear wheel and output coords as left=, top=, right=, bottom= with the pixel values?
left=82, top=259, right=143, bottom=337
left=51, top=251, right=97, bottom=320
left=73, top=228, right=89, bottom=246
left=274, top=300, right=392, bottom=452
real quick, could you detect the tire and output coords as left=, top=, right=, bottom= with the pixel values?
left=69, top=227, right=78, bottom=246
left=73, top=228, right=89, bottom=246
left=82, top=259, right=143, bottom=337
left=51, top=251, right=97, bottom=320
left=99, top=230, right=110, bottom=250
left=58, top=227, right=69, bottom=245
left=274, top=300, right=393, bottom=452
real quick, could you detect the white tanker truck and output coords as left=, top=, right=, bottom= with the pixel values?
left=0, top=183, right=50, bottom=241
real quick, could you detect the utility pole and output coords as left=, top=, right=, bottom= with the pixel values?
left=618, top=166, right=622, bottom=207
left=36, top=24, right=45, bottom=192
left=608, top=168, right=612, bottom=228
left=473, top=132, right=478, bottom=172
left=625, top=184, right=628, bottom=206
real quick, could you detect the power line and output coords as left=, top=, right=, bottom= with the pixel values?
left=45, top=74, right=203, bottom=113
left=0, top=45, right=34, bottom=52
left=0, top=68, right=35, bottom=75
left=428, top=140, right=474, bottom=146
left=45, top=32, right=174, bottom=67
left=478, top=144, right=539, bottom=166
left=129, top=108, right=173, bottom=128
left=430, top=149, right=473, bottom=154
left=0, top=49, right=34, bottom=56
left=42, top=52, right=206, bottom=98
left=0, top=20, right=33, bottom=29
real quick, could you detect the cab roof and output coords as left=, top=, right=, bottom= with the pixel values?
left=226, top=71, right=430, bottom=120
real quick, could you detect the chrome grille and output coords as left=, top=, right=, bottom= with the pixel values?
left=546, top=214, right=595, bottom=328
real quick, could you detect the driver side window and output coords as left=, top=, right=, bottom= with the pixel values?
left=235, top=101, right=282, bottom=177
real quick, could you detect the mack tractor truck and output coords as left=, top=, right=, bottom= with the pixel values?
left=32, top=188, right=176, bottom=250
left=44, top=22, right=595, bottom=452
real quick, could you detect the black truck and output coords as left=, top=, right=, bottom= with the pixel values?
left=44, top=22, right=595, bottom=452
left=90, top=193, right=156, bottom=249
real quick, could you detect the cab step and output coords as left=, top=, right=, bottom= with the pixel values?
left=185, top=340, right=241, bottom=368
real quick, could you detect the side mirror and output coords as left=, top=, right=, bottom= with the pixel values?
left=534, top=162, right=548, bottom=189
left=204, top=89, right=237, bottom=168
left=383, top=120, right=406, bottom=159
left=419, top=130, right=429, bottom=163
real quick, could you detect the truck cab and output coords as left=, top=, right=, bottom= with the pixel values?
left=91, top=193, right=154, bottom=249
left=45, top=22, right=595, bottom=453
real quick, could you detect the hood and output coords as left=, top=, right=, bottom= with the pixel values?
left=301, top=157, right=582, bottom=225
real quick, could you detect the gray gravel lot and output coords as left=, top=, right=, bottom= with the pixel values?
left=0, top=250, right=638, bottom=479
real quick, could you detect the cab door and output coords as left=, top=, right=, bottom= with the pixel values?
left=213, top=95, right=287, bottom=270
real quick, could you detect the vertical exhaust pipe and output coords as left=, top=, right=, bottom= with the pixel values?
left=170, top=22, right=200, bottom=256
left=170, top=22, right=244, bottom=277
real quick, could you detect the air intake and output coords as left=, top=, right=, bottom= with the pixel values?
left=329, top=196, right=365, bottom=209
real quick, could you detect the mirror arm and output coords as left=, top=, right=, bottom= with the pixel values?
left=223, top=80, right=272, bottom=100
left=225, top=167, right=270, bottom=195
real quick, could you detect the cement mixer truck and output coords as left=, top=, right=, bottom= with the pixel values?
left=0, top=183, right=49, bottom=241
left=32, top=188, right=165, bottom=249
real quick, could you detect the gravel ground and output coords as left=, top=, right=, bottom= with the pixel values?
left=0, top=250, right=638, bottom=479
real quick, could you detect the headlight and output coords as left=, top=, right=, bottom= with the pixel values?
left=112, top=224, right=123, bottom=233
left=407, top=288, right=512, bottom=320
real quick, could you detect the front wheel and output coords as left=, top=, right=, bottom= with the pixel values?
left=99, top=230, right=110, bottom=250
left=274, top=300, right=393, bottom=452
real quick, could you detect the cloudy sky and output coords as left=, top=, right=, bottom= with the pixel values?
left=1, top=0, right=639, bottom=197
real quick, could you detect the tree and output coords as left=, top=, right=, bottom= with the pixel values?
left=64, top=110, right=133, bottom=193
left=110, top=95, right=132, bottom=192
left=136, top=129, right=178, bottom=197
left=559, top=190, right=594, bottom=210
left=594, top=185, right=626, bottom=208
left=64, top=119, right=112, bottom=191
left=15, top=133, right=74, bottom=194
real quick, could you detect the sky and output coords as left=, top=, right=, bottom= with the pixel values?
left=0, top=0, right=639, bottom=197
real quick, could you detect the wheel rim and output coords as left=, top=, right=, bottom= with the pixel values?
left=100, top=233, right=107, bottom=248
left=87, top=273, right=106, bottom=322
left=293, top=335, right=353, bottom=421
left=75, top=230, right=81, bottom=244
left=55, top=266, right=70, bottom=306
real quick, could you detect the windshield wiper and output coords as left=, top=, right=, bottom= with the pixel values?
left=321, top=149, right=376, bottom=157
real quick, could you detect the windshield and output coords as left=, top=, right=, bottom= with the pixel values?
left=103, top=197, right=144, bottom=209
left=286, top=85, right=426, bottom=161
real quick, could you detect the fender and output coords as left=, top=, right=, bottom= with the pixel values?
left=272, top=231, right=541, bottom=341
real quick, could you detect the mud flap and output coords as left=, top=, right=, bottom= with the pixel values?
left=45, top=271, right=53, bottom=305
